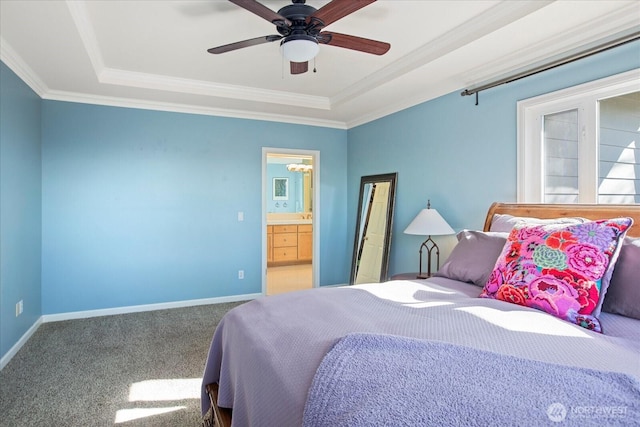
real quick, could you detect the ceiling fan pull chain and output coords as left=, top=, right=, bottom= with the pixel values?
left=313, top=57, right=317, bottom=73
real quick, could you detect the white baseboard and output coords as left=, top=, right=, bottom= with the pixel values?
left=41, top=293, right=261, bottom=323
left=0, top=316, right=43, bottom=371
left=0, top=293, right=260, bottom=371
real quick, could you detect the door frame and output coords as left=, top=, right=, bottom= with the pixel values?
left=262, top=147, right=320, bottom=295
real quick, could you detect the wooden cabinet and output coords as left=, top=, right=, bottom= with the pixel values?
left=297, top=224, right=313, bottom=261
left=268, top=223, right=312, bottom=266
left=273, top=226, right=298, bottom=262
left=267, top=225, right=273, bottom=263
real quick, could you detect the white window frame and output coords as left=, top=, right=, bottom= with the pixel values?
left=517, top=68, right=640, bottom=203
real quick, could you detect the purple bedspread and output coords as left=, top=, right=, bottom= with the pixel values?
left=201, top=278, right=640, bottom=427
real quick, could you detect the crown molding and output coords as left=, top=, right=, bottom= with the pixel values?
left=0, top=36, right=48, bottom=96
left=345, top=84, right=457, bottom=129
left=99, top=68, right=331, bottom=110
left=458, top=3, right=640, bottom=90
left=331, top=0, right=553, bottom=108
left=42, top=89, right=346, bottom=129
left=66, top=0, right=105, bottom=74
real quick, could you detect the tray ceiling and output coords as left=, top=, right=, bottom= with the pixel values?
left=1, top=0, right=638, bottom=129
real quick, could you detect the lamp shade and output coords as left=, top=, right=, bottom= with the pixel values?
left=404, top=206, right=454, bottom=236
left=281, top=35, right=319, bottom=62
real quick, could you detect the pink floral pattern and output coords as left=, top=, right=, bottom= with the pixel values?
left=480, top=218, right=633, bottom=332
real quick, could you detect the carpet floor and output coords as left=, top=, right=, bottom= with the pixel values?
left=0, top=301, right=244, bottom=427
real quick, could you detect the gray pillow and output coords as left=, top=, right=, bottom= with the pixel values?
left=434, top=230, right=508, bottom=287
left=489, top=213, right=587, bottom=232
left=602, top=237, right=640, bottom=320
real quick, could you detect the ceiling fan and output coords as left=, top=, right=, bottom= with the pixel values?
left=207, top=0, right=390, bottom=75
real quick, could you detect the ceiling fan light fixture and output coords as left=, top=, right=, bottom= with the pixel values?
left=280, top=35, right=319, bottom=62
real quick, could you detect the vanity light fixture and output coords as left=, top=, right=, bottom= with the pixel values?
left=286, top=163, right=313, bottom=172
left=404, top=200, right=455, bottom=279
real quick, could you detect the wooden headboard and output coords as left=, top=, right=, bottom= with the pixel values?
left=483, top=203, right=640, bottom=238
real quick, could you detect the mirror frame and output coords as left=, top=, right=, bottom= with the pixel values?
left=349, top=172, right=398, bottom=285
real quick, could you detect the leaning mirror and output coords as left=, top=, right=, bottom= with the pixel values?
left=349, top=173, right=398, bottom=285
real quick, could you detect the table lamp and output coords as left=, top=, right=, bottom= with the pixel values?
left=403, top=200, right=455, bottom=278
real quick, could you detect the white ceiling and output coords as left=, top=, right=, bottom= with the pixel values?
left=1, top=0, right=639, bottom=129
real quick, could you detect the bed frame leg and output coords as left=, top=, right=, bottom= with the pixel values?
left=204, top=383, right=232, bottom=427
left=202, top=406, right=215, bottom=427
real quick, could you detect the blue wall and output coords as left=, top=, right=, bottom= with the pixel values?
left=41, top=102, right=348, bottom=314
left=348, top=40, right=640, bottom=277
left=0, top=62, right=42, bottom=358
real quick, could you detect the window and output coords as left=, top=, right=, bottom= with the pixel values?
left=518, top=69, right=640, bottom=204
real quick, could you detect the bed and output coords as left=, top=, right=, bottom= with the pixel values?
left=201, top=203, right=640, bottom=426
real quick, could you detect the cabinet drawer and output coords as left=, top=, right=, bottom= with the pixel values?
left=273, top=225, right=297, bottom=234
left=274, top=247, right=298, bottom=261
left=297, top=224, right=312, bottom=233
left=274, top=233, right=297, bottom=247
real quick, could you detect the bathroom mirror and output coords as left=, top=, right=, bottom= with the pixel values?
left=349, top=173, right=397, bottom=285
left=266, top=156, right=312, bottom=213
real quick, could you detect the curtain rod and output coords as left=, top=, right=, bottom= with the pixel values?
left=461, top=30, right=640, bottom=101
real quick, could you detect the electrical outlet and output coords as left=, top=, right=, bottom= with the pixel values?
left=16, top=300, right=23, bottom=317
left=238, top=211, right=244, bottom=222
left=238, top=270, right=244, bottom=279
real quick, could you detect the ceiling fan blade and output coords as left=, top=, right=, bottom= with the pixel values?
left=229, top=0, right=291, bottom=26
left=290, top=61, right=309, bottom=75
left=309, top=0, right=376, bottom=27
left=208, top=35, right=282, bottom=54
left=319, top=32, right=390, bottom=55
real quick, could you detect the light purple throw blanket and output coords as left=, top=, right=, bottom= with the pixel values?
left=303, top=333, right=640, bottom=426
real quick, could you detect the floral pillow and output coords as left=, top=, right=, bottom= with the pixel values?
left=479, top=218, right=633, bottom=332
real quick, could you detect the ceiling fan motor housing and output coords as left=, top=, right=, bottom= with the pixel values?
left=276, top=3, right=322, bottom=38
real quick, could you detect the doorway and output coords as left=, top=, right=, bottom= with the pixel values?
left=263, top=148, right=319, bottom=295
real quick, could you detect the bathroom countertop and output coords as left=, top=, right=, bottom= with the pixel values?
left=267, top=219, right=312, bottom=225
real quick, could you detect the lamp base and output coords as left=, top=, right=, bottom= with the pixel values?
left=417, top=236, right=440, bottom=279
